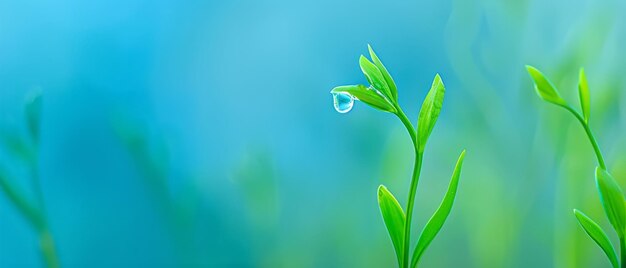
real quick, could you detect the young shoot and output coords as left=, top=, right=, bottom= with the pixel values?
left=0, top=91, right=60, bottom=268
left=331, top=45, right=467, bottom=268
left=526, top=66, right=626, bottom=268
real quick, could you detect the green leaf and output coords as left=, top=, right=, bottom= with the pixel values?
left=417, top=74, right=445, bottom=152
left=595, top=167, right=626, bottom=237
left=573, top=209, right=619, bottom=268
left=525, top=65, right=567, bottom=107
left=331, top=85, right=397, bottom=113
left=0, top=131, right=36, bottom=165
left=359, top=55, right=392, bottom=100
left=367, top=44, right=398, bottom=102
left=578, top=68, right=590, bottom=123
left=377, top=185, right=405, bottom=267
left=411, top=150, right=466, bottom=267
left=0, top=168, right=44, bottom=231
left=24, top=91, right=42, bottom=144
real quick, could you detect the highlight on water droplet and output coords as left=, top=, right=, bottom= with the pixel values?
left=332, top=92, right=354, bottom=113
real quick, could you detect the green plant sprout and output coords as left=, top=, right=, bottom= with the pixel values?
left=0, top=92, right=60, bottom=268
left=331, top=45, right=466, bottom=268
left=112, top=117, right=204, bottom=266
left=526, top=66, right=626, bottom=268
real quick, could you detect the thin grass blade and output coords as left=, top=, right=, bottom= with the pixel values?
left=24, top=91, right=42, bottom=143
left=411, top=150, right=466, bottom=267
left=0, top=168, right=44, bottom=230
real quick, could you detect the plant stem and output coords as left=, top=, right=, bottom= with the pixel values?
left=0, top=157, right=59, bottom=268
left=0, top=171, right=44, bottom=229
left=39, top=229, right=60, bottom=268
left=564, top=106, right=606, bottom=169
left=395, top=107, right=422, bottom=268
left=32, top=145, right=60, bottom=268
left=564, top=105, right=621, bottom=266
left=0, top=173, right=59, bottom=268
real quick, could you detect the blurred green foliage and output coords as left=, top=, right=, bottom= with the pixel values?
left=1, top=0, right=625, bottom=267
left=0, top=92, right=59, bottom=267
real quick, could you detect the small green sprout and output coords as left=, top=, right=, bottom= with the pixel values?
left=526, top=66, right=626, bottom=268
left=331, top=45, right=467, bottom=268
left=0, top=91, right=60, bottom=268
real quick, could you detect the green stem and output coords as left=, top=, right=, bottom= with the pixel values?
left=39, top=229, right=60, bottom=268
left=564, top=106, right=606, bottom=169
left=395, top=107, right=422, bottom=268
left=0, top=162, right=59, bottom=268
left=32, top=147, right=60, bottom=268
left=32, top=159, right=47, bottom=216
left=564, top=106, right=619, bottom=266
left=0, top=171, right=45, bottom=229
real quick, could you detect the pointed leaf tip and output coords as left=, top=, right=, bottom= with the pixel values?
left=24, top=91, right=42, bottom=143
left=367, top=45, right=398, bottom=102
left=376, top=184, right=386, bottom=199
left=417, top=74, right=445, bottom=152
left=525, top=65, right=567, bottom=107
left=578, top=68, right=590, bottom=123
left=359, top=54, right=392, bottom=101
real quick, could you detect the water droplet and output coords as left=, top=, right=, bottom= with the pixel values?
left=332, top=92, right=354, bottom=113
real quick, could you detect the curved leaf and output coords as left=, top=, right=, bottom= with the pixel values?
left=0, top=168, right=44, bottom=230
left=595, top=167, right=626, bottom=237
left=578, top=68, right=590, bottom=123
left=359, top=55, right=392, bottom=99
left=0, top=131, right=36, bottom=164
left=525, top=65, right=567, bottom=107
left=417, top=74, right=445, bottom=152
left=574, top=209, right=619, bottom=268
left=377, top=185, right=406, bottom=267
left=367, top=44, right=398, bottom=102
left=331, top=85, right=396, bottom=113
left=411, top=150, right=466, bottom=267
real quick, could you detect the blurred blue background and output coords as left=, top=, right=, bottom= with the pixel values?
left=1, top=0, right=626, bottom=267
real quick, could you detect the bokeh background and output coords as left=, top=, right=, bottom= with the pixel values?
left=1, top=0, right=626, bottom=267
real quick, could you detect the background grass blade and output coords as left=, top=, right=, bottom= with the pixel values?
left=411, top=150, right=466, bottom=267
left=24, top=91, right=42, bottom=143
left=573, top=209, right=619, bottom=268
left=378, top=185, right=406, bottom=267
left=0, top=168, right=44, bottom=231
left=0, top=132, right=36, bottom=165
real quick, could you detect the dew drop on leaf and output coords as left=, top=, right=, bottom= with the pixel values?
left=332, top=92, right=354, bottom=113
